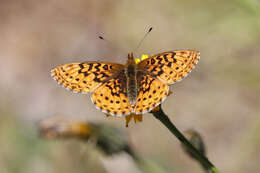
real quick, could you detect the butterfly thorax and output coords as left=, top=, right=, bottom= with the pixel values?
left=125, top=53, right=137, bottom=107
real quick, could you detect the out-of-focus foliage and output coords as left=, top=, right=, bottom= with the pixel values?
left=38, top=116, right=131, bottom=155
left=38, top=116, right=169, bottom=173
left=182, top=129, right=206, bottom=160
left=0, top=0, right=260, bottom=173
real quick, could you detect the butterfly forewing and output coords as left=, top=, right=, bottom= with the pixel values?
left=138, top=50, right=200, bottom=84
left=51, top=62, right=123, bottom=93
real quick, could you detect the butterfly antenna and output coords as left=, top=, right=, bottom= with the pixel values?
left=98, top=35, right=127, bottom=57
left=98, top=35, right=113, bottom=44
left=134, top=27, right=153, bottom=53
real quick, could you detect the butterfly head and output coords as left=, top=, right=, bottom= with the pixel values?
left=126, top=52, right=136, bottom=65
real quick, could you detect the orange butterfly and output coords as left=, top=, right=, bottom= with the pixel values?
left=51, top=50, right=199, bottom=116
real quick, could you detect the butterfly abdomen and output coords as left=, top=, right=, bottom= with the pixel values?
left=125, top=64, right=137, bottom=107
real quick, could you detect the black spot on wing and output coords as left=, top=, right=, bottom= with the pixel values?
left=103, top=64, right=108, bottom=70
left=163, top=54, right=169, bottom=62
left=93, top=72, right=101, bottom=82
left=83, top=72, right=89, bottom=77
left=79, top=63, right=84, bottom=69
left=94, top=63, right=101, bottom=71
left=85, top=63, right=93, bottom=71
left=150, top=66, right=157, bottom=73
left=157, top=70, right=163, bottom=76
left=151, top=58, right=156, bottom=65
left=101, top=72, right=109, bottom=78
left=156, top=56, right=163, bottom=64
left=167, top=62, right=172, bottom=67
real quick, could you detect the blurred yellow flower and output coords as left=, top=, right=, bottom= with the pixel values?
left=135, top=54, right=149, bottom=64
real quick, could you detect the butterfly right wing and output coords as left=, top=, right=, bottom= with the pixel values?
left=51, top=62, right=124, bottom=93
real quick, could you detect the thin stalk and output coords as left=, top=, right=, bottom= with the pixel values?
left=151, top=105, right=220, bottom=173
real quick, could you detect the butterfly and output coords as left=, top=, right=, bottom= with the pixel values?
left=51, top=50, right=200, bottom=116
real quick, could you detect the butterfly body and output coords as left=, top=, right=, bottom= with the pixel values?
left=125, top=53, right=138, bottom=106
left=51, top=50, right=200, bottom=116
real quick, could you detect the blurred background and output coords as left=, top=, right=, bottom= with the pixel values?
left=0, top=0, right=260, bottom=172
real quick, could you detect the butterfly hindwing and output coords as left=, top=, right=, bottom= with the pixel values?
left=134, top=72, right=169, bottom=114
left=91, top=73, right=132, bottom=116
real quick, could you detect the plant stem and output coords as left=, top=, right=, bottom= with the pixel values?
left=151, top=105, right=220, bottom=173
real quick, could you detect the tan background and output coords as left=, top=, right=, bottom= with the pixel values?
left=0, top=0, right=260, bottom=173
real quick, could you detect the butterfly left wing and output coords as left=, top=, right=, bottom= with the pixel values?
left=138, top=50, right=200, bottom=84
left=51, top=62, right=124, bottom=93
left=91, top=73, right=133, bottom=116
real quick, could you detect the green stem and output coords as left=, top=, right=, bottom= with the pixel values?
left=151, top=106, right=220, bottom=173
